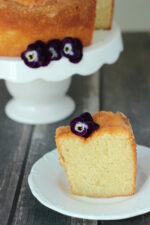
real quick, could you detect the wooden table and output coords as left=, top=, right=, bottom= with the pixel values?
left=0, top=33, right=150, bottom=225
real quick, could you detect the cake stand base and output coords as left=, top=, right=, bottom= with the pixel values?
left=5, top=79, right=75, bottom=124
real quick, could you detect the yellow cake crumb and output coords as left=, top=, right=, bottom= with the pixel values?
left=56, top=111, right=136, bottom=198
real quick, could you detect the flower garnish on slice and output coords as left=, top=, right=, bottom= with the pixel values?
left=47, top=39, right=62, bottom=61
left=70, top=112, right=99, bottom=138
left=21, top=40, right=50, bottom=68
left=62, top=37, right=83, bottom=63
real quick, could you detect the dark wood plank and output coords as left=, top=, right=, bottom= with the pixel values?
left=0, top=81, right=33, bottom=225
left=71, top=218, right=97, bottom=225
left=100, top=33, right=150, bottom=225
left=143, top=213, right=150, bottom=225
left=99, top=216, right=145, bottom=225
left=101, top=33, right=150, bottom=147
left=10, top=125, right=71, bottom=225
left=11, top=73, right=100, bottom=225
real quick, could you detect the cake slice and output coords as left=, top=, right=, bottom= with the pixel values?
left=56, top=111, right=136, bottom=198
left=95, top=0, right=114, bottom=29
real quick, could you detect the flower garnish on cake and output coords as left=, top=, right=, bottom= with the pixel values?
left=70, top=112, right=99, bottom=138
left=61, top=37, right=83, bottom=63
left=47, top=39, right=62, bottom=61
left=21, top=40, right=51, bottom=68
left=21, top=37, right=83, bottom=68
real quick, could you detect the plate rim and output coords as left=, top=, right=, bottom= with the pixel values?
left=28, top=144, right=150, bottom=220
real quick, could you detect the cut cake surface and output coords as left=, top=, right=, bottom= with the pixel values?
left=56, top=111, right=137, bottom=198
left=95, top=0, right=114, bottom=29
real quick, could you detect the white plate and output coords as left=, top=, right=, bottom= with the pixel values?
left=28, top=145, right=150, bottom=220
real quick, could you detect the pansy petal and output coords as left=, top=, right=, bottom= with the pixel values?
left=61, top=37, right=83, bottom=63
left=21, top=40, right=51, bottom=68
left=80, top=112, right=93, bottom=122
left=70, top=112, right=99, bottom=138
left=47, top=39, right=62, bottom=61
left=83, top=121, right=95, bottom=138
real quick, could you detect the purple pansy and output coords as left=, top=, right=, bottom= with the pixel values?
left=70, top=112, right=99, bottom=138
left=47, top=39, right=62, bottom=61
left=21, top=40, right=50, bottom=68
left=21, top=37, right=83, bottom=68
left=61, top=37, right=83, bottom=63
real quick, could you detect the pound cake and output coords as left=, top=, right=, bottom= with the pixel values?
left=56, top=111, right=136, bottom=198
left=0, top=0, right=114, bottom=56
left=95, top=0, right=114, bottom=29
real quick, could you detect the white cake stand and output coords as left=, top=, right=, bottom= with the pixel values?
left=0, top=22, right=123, bottom=124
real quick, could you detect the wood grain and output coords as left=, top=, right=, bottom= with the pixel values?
left=100, top=33, right=150, bottom=225
left=0, top=81, right=33, bottom=225
left=101, top=33, right=150, bottom=147
left=71, top=218, right=98, bottom=225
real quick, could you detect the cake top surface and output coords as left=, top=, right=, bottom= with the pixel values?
left=56, top=111, right=134, bottom=141
left=8, top=0, right=59, bottom=6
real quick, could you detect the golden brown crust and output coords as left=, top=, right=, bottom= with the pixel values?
left=118, top=112, right=137, bottom=194
left=56, top=111, right=137, bottom=196
left=0, top=0, right=96, bottom=56
left=56, top=111, right=135, bottom=141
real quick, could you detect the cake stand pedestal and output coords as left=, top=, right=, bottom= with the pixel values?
left=0, top=22, right=123, bottom=124
left=5, top=78, right=73, bottom=124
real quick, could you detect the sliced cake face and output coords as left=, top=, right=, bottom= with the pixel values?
left=56, top=112, right=136, bottom=198
left=95, top=0, right=114, bottom=29
left=57, top=132, right=136, bottom=197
